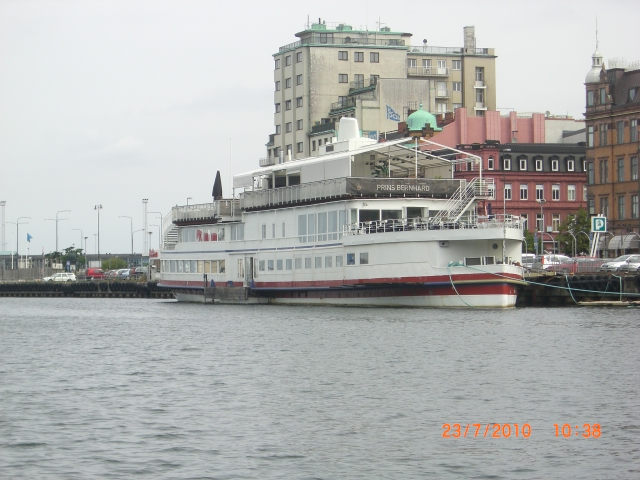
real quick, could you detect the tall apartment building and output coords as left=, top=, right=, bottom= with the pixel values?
left=584, top=46, right=640, bottom=251
left=265, top=20, right=496, bottom=164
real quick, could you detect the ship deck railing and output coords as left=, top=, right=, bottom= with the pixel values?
left=344, top=214, right=524, bottom=236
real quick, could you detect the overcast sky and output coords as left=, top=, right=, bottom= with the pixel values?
left=1, top=0, right=638, bottom=256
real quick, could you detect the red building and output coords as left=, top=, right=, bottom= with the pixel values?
left=428, top=108, right=587, bottom=253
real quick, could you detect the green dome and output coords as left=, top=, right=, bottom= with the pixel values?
left=407, top=104, right=442, bottom=132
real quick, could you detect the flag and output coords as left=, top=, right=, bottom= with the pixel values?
left=386, top=105, right=401, bottom=122
left=27, top=233, right=33, bottom=242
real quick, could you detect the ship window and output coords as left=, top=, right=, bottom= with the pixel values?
left=170, top=260, right=176, bottom=273
left=275, top=259, right=281, bottom=270
left=325, top=256, right=332, bottom=268
left=219, top=260, right=225, bottom=273
left=295, top=258, right=302, bottom=269
left=298, top=214, right=307, bottom=243
left=360, top=252, right=369, bottom=264
left=381, top=210, right=401, bottom=220
left=304, top=257, right=312, bottom=269
left=339, top=210, right=346, bottom=239
left=406, top=207, right=422, bottom=218
left=328, top=211, right=338, bottom=240
left=336, top=255, right=343, bottom=267
left=204, top=261, right=210, bottom=274
left=261, top=224, right=266, bottom=239
left=315, top=257, right=322, bottom=268
left=359, top=209, right=380, bottom=223
left=210, top=261, right=218, bottom=274
left=282, top=222, right=285, bottom=237
left=268, top=260, right=274, bottom=271
left=307, top=214, right=316, bottom=242
left=318, top=212, right=328, bottom=241
left=259, top=260, right=265, bottom=271
left=184, top=261, right=190, bottom=273
left=286, top=259, right=292, bottom=270
left=347, top=253, right=356, bottom=265
left=191, top=260, right=197, bottom=273
left=237, top=259, right=244, bottom=278
left=272, top=223, right=276, bottom=238
left=197, top=261, right=203, bottom=273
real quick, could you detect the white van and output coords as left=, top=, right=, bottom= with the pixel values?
left=521, top=253, right=535, bottom=270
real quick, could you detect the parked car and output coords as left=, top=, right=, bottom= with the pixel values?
left=547, top=256, right=605, bottom=274
left=43, top=272, right=77, bottom=282
left=105, top=270, right=118, bottom=279
left=86, top=267, right=106, bottom=280
left=116, top=268, right=132, bottom=280
left=599, top=255, right=635, bottom=272
left=532, top=254, right=572, bottom=271
left=615, top=255, right=640, bottom=273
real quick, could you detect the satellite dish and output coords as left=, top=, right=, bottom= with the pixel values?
left=545, top=111, right=550, bottom=117
left=423, top=39, right=427, bottom=44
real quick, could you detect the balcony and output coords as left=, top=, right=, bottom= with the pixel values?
left=278, top=35, right=406, bottom=53
left=266, top=133, right=275, bottom=147
left=259, top=157, right=275, bottom=167
left=475, top=102, right=487, bottom=110
left=310, top=121, right=336, bottom=135
left=349, top=76, right=378, bottom=94
left=330, top=97, right=356, bottom=113
left=435, top=89, right=452, bottom=99
left=407, top=66, right=450, bottom=77
left=474, top=80, right=486, bottom=88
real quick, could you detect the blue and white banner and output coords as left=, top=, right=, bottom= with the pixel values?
left=386, top=105, right=401, bottom=122
left=363, top=130, right=378, bottom=140
left=27, top=233, right=33, bottom=242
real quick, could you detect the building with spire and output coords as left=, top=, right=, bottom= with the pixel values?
left=584, top=42, right=640, bottom=253
left=265, top=20, right=496, bottom=164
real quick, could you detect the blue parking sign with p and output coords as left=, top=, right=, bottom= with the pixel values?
left=591, top=216, right=606, bottom=232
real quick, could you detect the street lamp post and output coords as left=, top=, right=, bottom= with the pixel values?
left=537, top=198, right=546, bottom=254
left=84, top=236, right=88, bottom=267
left=187, top=197, right=193, bottom=206
left=151, top=224, right=161, bottom=250
left=94, top=205, right=102, bottom=264
left=44, top=210, right=71, bottom=253
left=71, top=228, right=83, bottom=266
left=149, top=212, right=163, bottom=249
left=119, top=216, right=133, bottom=255
left=8, top=217, right=30, bottom=260
left=567, top=231, right=577, bottom=257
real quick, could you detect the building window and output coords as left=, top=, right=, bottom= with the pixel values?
left=453, top=82, right=462, bottom=92
left=587, top=90, right=594, bottom=106
left=338, top=74, right=348, bottom=83
left=487, top=184, right=495, bottom=200
left=520, top=184, right=528, bottom=200
left=617, top=158, right=625, bottom=182
left=408, top=58, right=417, bottom=68
left=536, top=213, right=543, bottom=232
left=354, top=52, right=364, bottom=62
left=296, top=51, right=302, bottom=63
left=297, top=119, right=303, bottom=130
left=551, top=159, right=559, bottom=171
left=617, top=121, right=624, bottom=144
left=286, top=144, right=292, bottom=155
left=297, top=142, right=303, bottom=153
left=587, top=126, right=594, bottom=147
left=504, top=183, right=512, bottom=200
left=338, top=95, right=348, bottom=106
left=285, top=55, right=291, bottom=66
left=359, top=252, right=369, bottom=264
left=296, top=97, right=303, bottom=108
left=354, top=74, right=364, bottom=88
left=600, top=197, right=609, bottom=217
left=536, top=184, right=544, bottom=201
left=275, top=81, right=280, bottom=91
left=453, top=103, right=462, bottom=110
left=631, top=195, right=638, bottom=219
left=552, top=214, right=560, bottom=232
left=631, top=157, right=638, bottom=180
left=475, top=66, right=484, bottom=82
left=630, top=88, right=638, bottom=102
left=588, top=198, right=595, bottom=215
left=568, top=185, right=576, bottom=201
left=275, top=58, right=280, bottom=70
left=487, top=156, right=494, bottom=170
left=338, top=51, right=348, bottom=61
left=599, top=87, right=606, bottom=104
left=521, top=213, right=528, bottom=231
left=598, top=123, right=607, bottom=146
left=275, top=124, right=281, bottom=134
left=285, top=100, right=291, bottom=110
left=503, top=157, right=511, bottom=170
left=583, top=185, right=588, bottom=201
left=296, top=74, right=302, bottom=85
left=312, top=140, right=316, bottom=151
left=275, top=103, right=281, bottom=113
left=600, top=160, right=608, bottom=183
left=567, top=159, right=574, bottom=171
left=519, top=158, right=527, bottom=171
left=285, top=78, right=291, bottom=89
left=370, top=52, right=379, bottom=63
left=631, top=119, right=638, bottom=142
left=535, top=158, right=543, bottom=171
left=452, top=60, right=461, bottom=70
left=552, top=184, right=560, bottom=201
left=618, top=196, right=626, bottom=219
left=286, top=122, right=292, bottom=133
left=587, top=162, right=594, bottom=184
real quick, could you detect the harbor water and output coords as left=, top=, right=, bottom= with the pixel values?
left=1, top=298, right=639, bottom=479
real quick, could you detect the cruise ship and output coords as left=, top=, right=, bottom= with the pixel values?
left=158, top=115, right=525, bottom=307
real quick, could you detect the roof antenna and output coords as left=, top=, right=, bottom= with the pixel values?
left=595, top=17, right=598, bottom=50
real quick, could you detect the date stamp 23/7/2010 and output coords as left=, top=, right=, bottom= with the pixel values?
left=441, top=424, right=601, bottom=438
